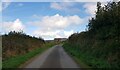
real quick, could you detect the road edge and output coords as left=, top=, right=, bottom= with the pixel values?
left=19, top=47, right=51, bottom=68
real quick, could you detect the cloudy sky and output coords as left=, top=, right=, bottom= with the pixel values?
left=1, top=0, right=116, bottom=40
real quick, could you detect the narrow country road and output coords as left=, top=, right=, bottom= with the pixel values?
left=23, top=45, right=80, bottom=68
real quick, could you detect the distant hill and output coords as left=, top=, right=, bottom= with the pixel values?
left=64, top=1, right=120, bottom=68
left=2, top=31, right=45, bottom=60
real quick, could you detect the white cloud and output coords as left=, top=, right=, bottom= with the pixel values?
left=64, top=30, right=74, bottom=37
left=0, top=0, right=11, bottom=12
left=50, top=2, right=80, bottom=13
left=51, top=2, right=109, bottom=17
left=83, top=3, right=97, bottom=17
left=1, top=2, right=23, bottom=12
left=2, top=19, right=25, bottom=33
left=33, top=30, right=61, bottom=40
left=115, top=0, right=120, bottom=2
left=83, top=2, right=112, bottom=17
left=2, top=2, right=10, bottom=9
left=50, top=3, right=62, bottom=10
left=33, top=29, right=74, bottom=40
left=50, top=2, right=75, bottom=10
left=2, top=2, right=11, bottom=11
left=29, top=14, right=83, bottom=29
left=29, top=14, right=84, bottom=40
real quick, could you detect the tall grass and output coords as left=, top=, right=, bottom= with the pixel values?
left=2, top=42, right=55, bottom=68
left=63, top=42, right=115, bottom=69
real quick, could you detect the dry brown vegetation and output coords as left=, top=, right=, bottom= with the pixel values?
left=2, top=31, right=45, bottom=60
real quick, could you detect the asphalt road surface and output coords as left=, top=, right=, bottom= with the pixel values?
left=24, top=45, right=80, bottom=68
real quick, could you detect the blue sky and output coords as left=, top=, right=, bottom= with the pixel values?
left=2, top=2, right=89, bottom=21
left=2, top=2, right=105, bottom=40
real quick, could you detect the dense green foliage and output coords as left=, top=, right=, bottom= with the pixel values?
left=2, top=31, right=45, bottom=60
left=63, top=1, right=120, bottom=68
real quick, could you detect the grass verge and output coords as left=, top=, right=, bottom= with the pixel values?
left=63, top=43, right=91, bottom=70
left=62, top=42, right=113, bottom=70
left=2, top=42, right=55, bottom=68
